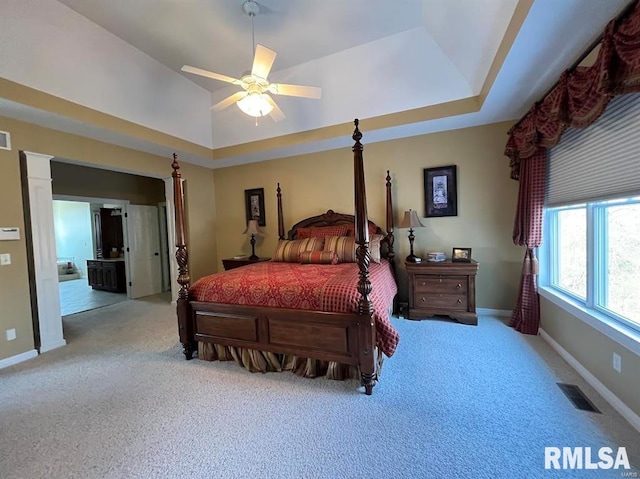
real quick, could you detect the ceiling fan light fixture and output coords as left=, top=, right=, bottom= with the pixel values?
left=237, top=92, right=274, bottom=117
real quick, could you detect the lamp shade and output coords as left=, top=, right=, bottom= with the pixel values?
left=398, top=209, right=424, bottom=228
left=237, top=93, right=274, bottom=117
left=242, top=219, right=263, bottom=235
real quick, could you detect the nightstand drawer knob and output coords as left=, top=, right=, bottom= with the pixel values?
left=420, top=281, right=426, bottom=286
left=457, top=283, right=462, bottom=289
left=457, top=299, right=462, bottom=304
left=439, top=278, right=443, bottom=283
left=421, top=297, right=426, bottom=302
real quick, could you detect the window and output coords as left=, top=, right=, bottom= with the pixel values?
left=550, top=206, right=586, bottom=299
left=545, top=196, right=640, bottom=333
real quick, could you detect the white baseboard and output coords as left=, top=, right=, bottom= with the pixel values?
left=540, top=328, right=640, bottom=434
left=477, top=308, right=511, bottom=317
left=0, top=349, right=38, bottom=370
left=40, top=339, right=67, bottom=353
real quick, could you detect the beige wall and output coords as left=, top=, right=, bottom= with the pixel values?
left=0, top=115, right=217, bottom=362
left=541, top=298, right=640, bottom=417
left=51, top=161, right=166, bottom=205
left=213, top=121, right=523, bottom=309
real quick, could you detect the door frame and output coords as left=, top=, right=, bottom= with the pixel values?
left=157, top=202, right=171, bottom=292
left=25, top=152, right=179, bottom=353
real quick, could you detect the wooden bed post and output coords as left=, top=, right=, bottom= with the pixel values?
left=171, top=155, right=195, bottom=360
left=385, top=170, right=395, bottom=265
left=277, top=182, right=285, bottom=240
left=352, top=119, right=376, bottom=395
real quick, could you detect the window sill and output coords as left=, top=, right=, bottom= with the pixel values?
left=539, top=286, right=640, bottom=355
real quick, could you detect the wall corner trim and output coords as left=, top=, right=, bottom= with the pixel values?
left=540, top=328, right=640, bottom=434
left=0, top=349, right=38, bottom=370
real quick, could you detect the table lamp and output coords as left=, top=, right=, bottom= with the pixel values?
left=398, top=209, right=425, bottom=263
left=243, top=219, right=263, bottom=260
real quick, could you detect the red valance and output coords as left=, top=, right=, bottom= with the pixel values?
left=506, top=0, right=640, bottom=180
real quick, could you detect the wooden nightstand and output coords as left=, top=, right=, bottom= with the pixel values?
left=222, top=257, right=270, bottom=271
left=406, top=259, right=479, bottom=325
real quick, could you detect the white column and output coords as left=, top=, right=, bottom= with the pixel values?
left=25, top=151, right=66, bottom=352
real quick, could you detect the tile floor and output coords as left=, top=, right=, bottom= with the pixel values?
left=58, top=278, right=128, bottom=316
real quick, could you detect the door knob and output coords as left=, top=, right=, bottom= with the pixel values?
left=154, top=252, right=159, bottom=256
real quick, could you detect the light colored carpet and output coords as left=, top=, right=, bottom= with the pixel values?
left=1, top=295, right=638, bottom=479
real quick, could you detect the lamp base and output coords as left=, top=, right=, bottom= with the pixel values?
left=249, top=254, right=259, bottom=261
left=406, top=254, right=422, bottom=263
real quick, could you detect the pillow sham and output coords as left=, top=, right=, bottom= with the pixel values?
left=296, top=224, right=350, bottom=239
left=271, top=237, right=324, bottom=262
left=345, top=222, right=380, bottom=237
left=323, top=234, right=384, bottom=264
left=298, top=251, right=339, bottom=265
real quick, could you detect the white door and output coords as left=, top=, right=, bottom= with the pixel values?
left=125, top=205, right=162, bottom=298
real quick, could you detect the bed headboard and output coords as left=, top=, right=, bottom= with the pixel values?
left=287, top=210, right=382, bottom=239
left=287, top=209, right=395, bottom=260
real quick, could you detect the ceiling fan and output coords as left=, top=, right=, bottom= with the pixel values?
left=181, top=0, right=321, bottom=122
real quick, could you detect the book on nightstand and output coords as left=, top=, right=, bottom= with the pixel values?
left=426, top=252, right=446, bottom=262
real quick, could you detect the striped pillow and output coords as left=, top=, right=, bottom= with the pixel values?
left=296, top=224, right=350, bottom=239
left=299, top=251, right=339, bottom=265
left=324, top=235, right=384, bottom=263
left=324, top=236, right=357, bottom=263
left=272, top=237, right=324, bottom=262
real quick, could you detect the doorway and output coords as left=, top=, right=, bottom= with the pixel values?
left=23, top=152, right=178, bottom=352
left=53, top=198, right=129, bottom=316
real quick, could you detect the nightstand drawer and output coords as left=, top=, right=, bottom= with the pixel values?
left=414, top=275, right=467, bottom=293
left=414, top=293, right=468, bottom=310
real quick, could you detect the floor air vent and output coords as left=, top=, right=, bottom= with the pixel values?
left=557, top=383, right=601, bottom=413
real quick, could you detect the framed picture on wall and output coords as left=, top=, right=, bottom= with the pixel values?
left=245, top=188, right=266, bottom=227
left=424, top=165, right=458, bottom=217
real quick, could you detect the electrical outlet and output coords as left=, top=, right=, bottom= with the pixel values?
left=0, top=253, right=10, bottom=266
left=6, top=328, right=16, bottom=341
left=613, top=352, right=622, bottom=373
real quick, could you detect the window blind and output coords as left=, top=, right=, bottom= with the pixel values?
left=547, top=93, right=640, bottom=207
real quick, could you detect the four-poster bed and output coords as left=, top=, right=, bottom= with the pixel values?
left=171, top=120, right=398, bottom=394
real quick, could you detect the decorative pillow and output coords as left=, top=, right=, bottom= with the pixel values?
left=324, top=236, right=356, bottom=263
left=345, top=222, right=380, bottom=237
left=296, top=224, right=350, bottom=239
left=299, top=251, right=339, bottom=265
left=271, top=237, right=324, bottom=262
left=324, top=234, right=384, bottom=263
left=369, top=234, right=384, bottom=264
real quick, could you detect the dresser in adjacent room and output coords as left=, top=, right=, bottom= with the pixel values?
left=406, top=259, right=479, bottom=325
left=87, top=258, right=127, bottom=293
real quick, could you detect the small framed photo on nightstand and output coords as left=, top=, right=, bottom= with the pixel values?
left=452, top=247, right=472, bottom=262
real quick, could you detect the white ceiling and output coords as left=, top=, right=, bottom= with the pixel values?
left=0, top=0, right=633, bottom=168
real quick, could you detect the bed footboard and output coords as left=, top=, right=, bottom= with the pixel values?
left=191, top=302, right=371, bottom=367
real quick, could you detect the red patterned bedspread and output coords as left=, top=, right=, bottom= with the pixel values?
left=190, top=261, right=399, bottom=357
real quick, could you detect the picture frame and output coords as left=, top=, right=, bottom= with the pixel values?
left=451, top=247, right=472, bottom=262
left=424, top=165, right=458, bottom=217
left=244, top=188, right=265, bottom=227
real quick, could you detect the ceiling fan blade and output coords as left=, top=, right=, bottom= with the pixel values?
left=211, top=91, right=247, bottom=111
left=251, top=44, right=277, bottom=80
left=264, top=94, right=285, bottom=122
left=269, top=83, right=321, bottom=99
left=181, top=65, right=243, bottom=85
